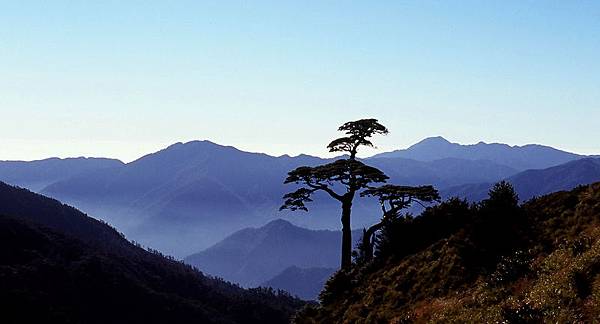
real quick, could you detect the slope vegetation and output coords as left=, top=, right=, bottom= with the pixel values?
left=297, top=182, right=600, bottom=323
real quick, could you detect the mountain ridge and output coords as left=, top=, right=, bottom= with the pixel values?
left=443, top=157, right=600, bottom=202
left=38, top=139, right=523, bottom=257
left=262, top=266, right=337, bottom=300
left=4, top=138, right=592, bottom=258
left=0, top=157, right=123, bottom=192
left=184, top=219, right=359, bottom=288
left=372, top=136, right=585, bottom=171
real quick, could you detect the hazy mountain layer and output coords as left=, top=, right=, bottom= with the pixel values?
left=38, top=140, right=521, bottom=256
left=0, top=157, right=123, bottom=192
left=443, top=158, right=600, bottom=202
left=372, top=136, right=583, bottom=171
left=262, top=266, right=337, bottom=300
left=185, top=219, right=359, bottom=287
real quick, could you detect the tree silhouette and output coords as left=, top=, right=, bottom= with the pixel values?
left=281, top=119, right=389, bottom=269
left=358, top=184, right=440, bottom=262
left=482, top=180, right=519, bottom=212
left=327, top=118, right=389, bottom=159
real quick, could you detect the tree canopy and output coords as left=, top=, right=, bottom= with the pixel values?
left=356, top=184, right=440, bottom=262
left=326, top=118, right=389, bottom=159
left=281, top=159, right=389, bottom=211
left=362, top=184, right=441, bottom=214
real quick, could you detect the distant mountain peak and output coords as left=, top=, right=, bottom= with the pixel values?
left=372, top=137, right=584, bottom=171
left=130, top=140, right=244, bottom=166
left=263, top=219, right=296, bottom=230
left=166, top=140, right=227, bottom=150
left=264, top=218, right=293, bottom=225
left=412, top=136, right=451, bottom=147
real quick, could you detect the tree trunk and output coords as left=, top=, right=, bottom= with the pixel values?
left=362, top=222, right=384, bottom=262
left=340, top=200, right=353, bottom=269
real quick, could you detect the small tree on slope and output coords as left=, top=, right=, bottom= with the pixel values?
left=358, top=184, right=440, bottom=263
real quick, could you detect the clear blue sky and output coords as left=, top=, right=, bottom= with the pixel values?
left=1, top=1, right=599, bottom=162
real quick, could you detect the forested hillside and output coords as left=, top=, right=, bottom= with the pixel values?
left=297, top=182, right=600, bottom=323
left=0, top=182, right=303, bottom=324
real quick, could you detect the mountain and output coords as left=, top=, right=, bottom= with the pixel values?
left=0, top=157, right=123, bottom=192
left=41, top=141, right=333, bottom=257
left=262, top=266, right=337, bottom=300
left=372, top=136, right=584, bottom=171
left=40, top=140, right=521, bottom=257
left=0, top=181, right=303, bottom=324
left=367, top=157, right=517, bottom=189
left=443, top=157, right=600, bottom=202
left=184, top=219, right=359, bottom=287
left=296, top=182, right=600, bottom=323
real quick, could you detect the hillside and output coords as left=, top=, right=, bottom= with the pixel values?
left=0, top=157, right=123, bottom=192
left=0, top=182, right=303, bottom=324
left=185, top=219, right=358, bottom=287
left=296, top=182, right=600, bottom=323
left=262, top=266, right=337, bottom=301
left=40, top=140, right=520, bottom=257
left=444, top=158, right=600, bottom=202
left=373, top=136, right=583, bottom=171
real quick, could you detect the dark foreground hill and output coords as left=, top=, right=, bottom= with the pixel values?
left=0, top=182, right=303, bottom=324
left=297, top=182, right=600, bottom=323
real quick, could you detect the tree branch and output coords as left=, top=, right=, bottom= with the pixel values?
left=306, top=183, right=343, bottom=201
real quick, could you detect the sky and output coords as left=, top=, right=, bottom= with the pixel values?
left=1, top=1, right=599, bottom=162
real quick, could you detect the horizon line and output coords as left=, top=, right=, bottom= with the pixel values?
left=1, top=136, right=597, bottom=164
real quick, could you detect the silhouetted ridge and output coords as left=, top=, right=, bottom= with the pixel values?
left=0, top=182, right=130, bottom=252
left=0, top=181, right=304, bottom=323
